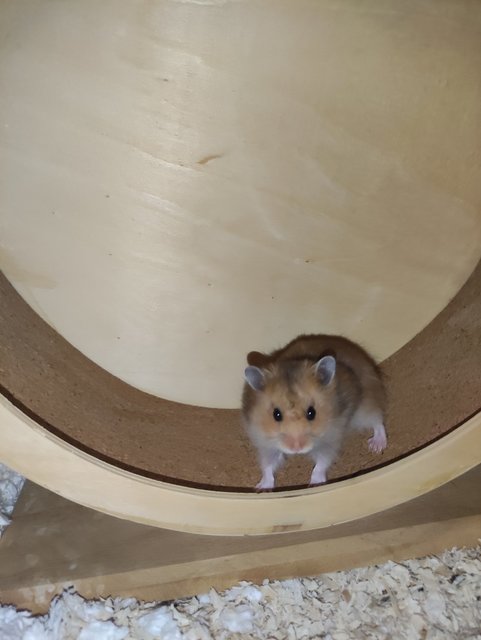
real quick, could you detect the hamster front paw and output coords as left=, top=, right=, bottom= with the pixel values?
left=255, top=469, right=275, bottom=491
left=309, top=463, right=327, bottom=486
left=368, top=423, right=387, bottom=453
left=255, top=477, right=275, bottom=491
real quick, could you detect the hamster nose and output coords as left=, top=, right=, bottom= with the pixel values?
left=284, top=435, right=308, bottom=452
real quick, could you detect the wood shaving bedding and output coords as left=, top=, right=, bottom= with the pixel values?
left=0, top=546, right=479, bottom=639
left=0, top=465, right=479, bottom=639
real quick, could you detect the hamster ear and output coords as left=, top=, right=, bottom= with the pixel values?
left=244, top=366, right=266, bottom=391
left=247, top=351, right=269, bottom=367
left=314, top=355, right=336, bottom=386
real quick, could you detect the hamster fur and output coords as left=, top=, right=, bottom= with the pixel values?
left=242, top=334, right=387, bottom=490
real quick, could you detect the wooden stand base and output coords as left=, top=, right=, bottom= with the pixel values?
left=1, top=467, right=480, bottom=613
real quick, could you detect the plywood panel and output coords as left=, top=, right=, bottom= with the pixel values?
left=1, top=468, right=480, bottom=613
left=0, top=0, right=480, bottom=538
left=0, top=389, right=479, bottom=534
left=1, top=0, right=480, bottom=407
left=0, top=264, right=481, bottom=512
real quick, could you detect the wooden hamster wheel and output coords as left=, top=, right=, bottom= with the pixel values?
left=1, top=0, right=481, bottom=537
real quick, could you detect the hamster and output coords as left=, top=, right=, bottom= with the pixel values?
left=242, top=334, right=387, bottom=490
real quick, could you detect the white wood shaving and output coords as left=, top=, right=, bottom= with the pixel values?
left=0, top=463, right=24, bottom=533
left=0, top=465, right=480, bottom=639
left=0, top=546, right=479, bottom=639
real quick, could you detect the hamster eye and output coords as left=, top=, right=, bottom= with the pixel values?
left=306, top=406, right=316, bottom=421
left=273, top=408, right=283, bottom=422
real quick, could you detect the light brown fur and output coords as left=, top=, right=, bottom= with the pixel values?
left=242, top=334, right=387, bottom=490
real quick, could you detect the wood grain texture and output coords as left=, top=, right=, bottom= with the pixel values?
left=1, top=468, right=480, bottom=613
left=1, top=0, right=480, bottom=407
left=0, top=392, right=479, bottom=535
left=0, top=0, right=480, bottom=535
left=0, top=258, right=480, bottom=497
